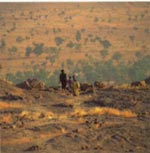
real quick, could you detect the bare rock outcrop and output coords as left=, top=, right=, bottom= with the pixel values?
left=16, top=78, right=45, bottom=90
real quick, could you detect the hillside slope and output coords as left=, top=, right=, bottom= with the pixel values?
left=0, top=2, right=150, bottom=85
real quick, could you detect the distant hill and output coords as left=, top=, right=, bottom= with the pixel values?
left=0, top=2, right=150, bottom=85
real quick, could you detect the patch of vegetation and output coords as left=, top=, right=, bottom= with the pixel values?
left=129, top=55, right=150, bottom=81
left=33, top=43, right=44, bottom=55
left=53, top=28, right=61, bottom=34
left=100, top=40, right=111, bottom=48
left=76, top=31, right=81, bottom=42
left=66, top=41, right=74, bottom=48
left=16, top=36, right=24, bottom=43
left=0, top=39, right=5, bottom=48
left=75, top=43, right=81, bottom=50
left=55, top=37, right=64, bottom=46
left=8, top=46, right=18, bottom=53
left=48, top=46, right=58, bottom=53
left=135, top=51, right=142, bottom=58
left=112, top=52, right=122, bottom=61
left=25, top=46, right=32, bottom=57
left=66, top=59, right=74, bottom=69
left=144, top=28, right=150, bottom=34
left=94, top=17, right=99, bottom=22
left=100, top=49, right=109, bottom=58
left=129, top=35, right=135, bottom=42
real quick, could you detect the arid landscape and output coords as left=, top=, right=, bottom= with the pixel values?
left=0, top=2, right=150, bottom=85
left=0, top=2, right=150, bottom=153
left=0, top=78, right=150, bottom=153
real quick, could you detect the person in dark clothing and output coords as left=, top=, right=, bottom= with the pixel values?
left=59, top=69, right=67, bottom=90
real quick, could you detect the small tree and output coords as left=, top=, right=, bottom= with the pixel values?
left=76, top=31, right=81, bottom=41
left=100, top=40, right=111, bottom=48
left=66, top=41, right=74, bottom=48
left=33, top=43, right=44, bottom=55
left=55, top=37, right=64, bottom=46
left=25, top=46, right=32, bottom=57
left=112, top=52, right=122, bottom=61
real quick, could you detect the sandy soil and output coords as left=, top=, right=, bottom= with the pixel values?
left=0, top=81, right=150, bottom=153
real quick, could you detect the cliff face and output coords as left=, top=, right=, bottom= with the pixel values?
left=0, top=2, right=150, bottom=85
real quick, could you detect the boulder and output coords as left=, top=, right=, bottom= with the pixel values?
left=17, top=78, right=45, bottom=90
left=145, top=76, right=150, bottom=85
left=94, top=81, right=106, bottom=88
left=80, top=82, right=93, bottom=91
left=131, top=80, right=146, bottom=87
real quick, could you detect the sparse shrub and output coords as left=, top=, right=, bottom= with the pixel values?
left=112, top=52, right=122, bottom=61
left=94, top=17, right=99, bottom=22
left=25, top=36, right=30, bottom=40
left=81, top=28, right=86, bottom=33
left=16, top=36, right=24, bottom=43
left=53, top=28, right=61, bottom=33
left=48, top=47, right=57, bottom=53
left=0, top=39, right=5, bottom=48
left=8, top=46, right=17, bottom=53
left=88, top=34, right=93, bottom=38
left=33, top=43, right=44, bottom=55
left=66, top=59, right=74, bottom=67
left=95, top=36, right=101, bottom=42
left=129, top=35, right=135, bottom=42
left=75, top=43, right=81, bottom=50
left=66, top=41, right=74, bottom=48
left=55, top=37, right=64, bottom=46
left=58, top=11, right=65, bottom=16
left=100, top=49, right=109, bottom=58
left=141, top=13, right=145, bottom=19
left=100, top=40, right=111, bottom=48
left=76, top=31, right=81, bottom=41
left=108, top=18, right=112, bottom=23
left=25, top=46, right=32, bottom=57
left=45, top=30, right=49, bottom=35
left=135, top=51, right=142, bottom=58
left=144, top=28, right=150, bottom=34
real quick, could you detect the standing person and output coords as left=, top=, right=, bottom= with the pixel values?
left=67, top=76, right=73, bottom=92
left=72, top=76, right=80, bottom=96
left=59, top=69, right=67, bottom=90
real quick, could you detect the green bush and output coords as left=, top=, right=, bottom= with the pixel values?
left=100, top=40, right=111, bottom=48
left=112, top=52, right=122, bottom=61
left=33, top=43, right=44, bottom=55
left=55, top=37, right=64, bottom=46
left=25, top=46, right=32, bottom=57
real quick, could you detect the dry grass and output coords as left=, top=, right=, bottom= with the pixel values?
left=0, top=101, right=24, bottom=110
left=71, top=107, right=137, bottom=118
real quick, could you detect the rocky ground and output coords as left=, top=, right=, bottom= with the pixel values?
left=0, top=79, right=150, bottom=153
